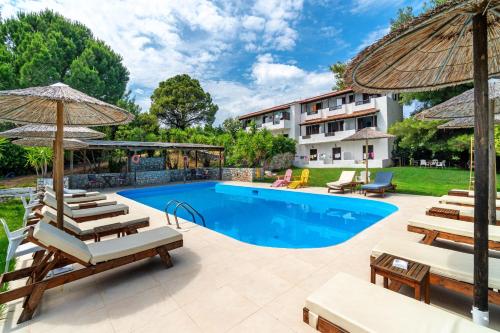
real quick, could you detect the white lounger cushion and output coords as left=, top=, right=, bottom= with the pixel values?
left=43, top=193, right=128, bottom=218
left=41, top=206, right=149, bottom=236
left=439, top=195, right=500, bottom=207
left=305, top=272, right=495, bottom=333
left=408, top=214, right=500, bottom=242
left=326, top=171, right=356, bottom=188
left=88, top=227, right=182, bottom=264
left=67, top=200, right=117, bottom=210
left=46, top=186, right=106, bottom=203
left=33, top=222, right=182, bottom=264
left=372, top=239, right=500, bottom=289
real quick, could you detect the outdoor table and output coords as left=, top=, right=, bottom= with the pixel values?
left=93, top=223, right=123, bottom=242
left=101, top=175, right=116, bottom=187
left=370, top=253, right=430, bottom=304
left=427, top=207, right=460, bottom=220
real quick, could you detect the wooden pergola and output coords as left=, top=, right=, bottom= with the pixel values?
left=78, top=140, right=225, bottom=180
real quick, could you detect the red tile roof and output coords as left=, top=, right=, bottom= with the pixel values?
left=299, top=108, right=378, bottom=126
left=238, top=88, right=355, bottom=120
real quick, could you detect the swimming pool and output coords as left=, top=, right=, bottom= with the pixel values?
left=118, top=182, right=398, bottom=249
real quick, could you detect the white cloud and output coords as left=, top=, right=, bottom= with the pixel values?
left=350, top=0, right=404, bottom=14
left=356, top=26, right=390, bottom=52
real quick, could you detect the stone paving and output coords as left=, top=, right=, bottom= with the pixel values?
left=2, top=182, right=499, bottom=332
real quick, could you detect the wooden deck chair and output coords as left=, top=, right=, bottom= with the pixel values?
left=326, top=171, right=356, bottom=193
left=40, top=206, right=150, bottom=241
left=439, top=195, right=500, bottom=210
left=371, top=239, right=500, bottom=305
left=448, top=188, right=500, bottom=199
left=304, top=272, right=495, bottom=333
left=45, top=186, right=107, bottom=203
left=287, top=169, right=310, bottom=189
left=43, top=193, right=128, bottom=222
left=407, top=214, right=500, bottom=250
left=0, top=222, right=183, bottom=323
left=426, top=203, right=500, bottom=225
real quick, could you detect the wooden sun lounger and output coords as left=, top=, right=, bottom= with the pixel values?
left=407, top=214, right=500, bottom=250
left=0, top=222, right=183, bottom=323
left=45, top=186, right=107, bottom=203
left=439, top=195, right=500, bottom=210
left=303, top=272, right=494, bottom=333
left=371, top=239, right=500, bottom=305
left=426, top=204, right=500, bottom=225
left=448, top=189, right=500, bottom=199
left=40, top=206, right=150, bottom=241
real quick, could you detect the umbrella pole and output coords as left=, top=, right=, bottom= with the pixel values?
left=55, top=101, right=64, bottom=230
left=472, top=12, right=489, bottom=325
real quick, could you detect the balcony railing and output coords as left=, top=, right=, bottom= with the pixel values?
left=325, top=132, right=335, bottom=137
left=355, top=99, right=371, bottom=106
left=301, top=135, right=311, bottom=139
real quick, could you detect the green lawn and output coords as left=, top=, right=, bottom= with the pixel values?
left=0, top=199, right=25, bottom=274
left=262, top=166, right=500, bottom=197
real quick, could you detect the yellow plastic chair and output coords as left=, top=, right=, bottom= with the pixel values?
left=287, top=169, right=310, bottom=189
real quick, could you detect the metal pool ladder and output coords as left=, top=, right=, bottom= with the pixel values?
left=165, top=200, right=206, bottom=229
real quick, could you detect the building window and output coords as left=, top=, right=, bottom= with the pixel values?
left=281, top=111, right=290, bottom=120
left=348, top=94, right=355, bottom=103
left=357, top=115, right=377, bottom=130
left=363, top=145, right=374, bottom=160
left=327, top=120, right=344, bottom=134
left=309, top=149, right=318, bottom=161
left=263, top=114, right=273, bottom=123
left=332, top=147, right=341, bottom=160
left=341, top=96, right=346, bottom=104
left=306, top=124, right=320, bottom=135
left=283, top=134, right=288, bottom=138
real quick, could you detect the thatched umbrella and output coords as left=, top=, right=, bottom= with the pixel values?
left=0, top=124, right=105, bottom=139
left=345, top=0, right=499, bottom=324
left=0, top=83, right=133, bottom=229
left=12, top=138, right=89, bottom=150
left=341, top=127, right=395, bottom=183
left=437, top=115, right=500, bottom=128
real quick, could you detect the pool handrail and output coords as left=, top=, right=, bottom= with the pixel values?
left=165, top=199, right=206, bottom=228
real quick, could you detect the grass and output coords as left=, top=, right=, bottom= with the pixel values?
left=0, top=199, right=25, bottom=274
left=261, top=166, right=500, bottom=197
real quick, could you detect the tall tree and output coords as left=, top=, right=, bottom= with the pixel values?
left=0, top=10, right=128, bottom=103
left=390, top=6, right=414, bottom=31
left=329, top=61, right=347, bottom=90
left=150, top=74, right=218, bottom=129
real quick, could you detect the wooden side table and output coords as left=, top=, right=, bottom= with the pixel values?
left=93, top=223, right=123, bottom=242
left=370, top=253, right=430, bottom=304
left=427, top=207, right=460, bottom=220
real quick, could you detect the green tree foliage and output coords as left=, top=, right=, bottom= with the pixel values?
left=222, top=117, right=242, bottom=138
left=150, top=74, right=218, bottom=129
left=0, top=137, right=6, bottom=160
left=390, top=7, right=414, bottom=31
left=24, top=147, right=53, bottom=178
left=0, top=10, right=128, bottom=103
left=0, top=142, right=29, bottom=176
left=329, top=62, right=347, bottom=90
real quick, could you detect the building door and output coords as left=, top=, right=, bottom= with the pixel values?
left=332, top=147, right=341, bottom=161
left=362, top=145, right=374, bottom=160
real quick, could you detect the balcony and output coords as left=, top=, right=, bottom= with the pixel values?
left=298, top=129, right=355, bottom=144
left=261, top=119, right=291, bottom=132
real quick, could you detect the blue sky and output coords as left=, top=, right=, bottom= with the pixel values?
left=1, top=0, right=423, bottom=123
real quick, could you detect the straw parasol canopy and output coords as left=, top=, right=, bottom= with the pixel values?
left=0, top=82, right=133, bottom=231
left=342, top=128, right=395, bottom=183
left=437, top=114, right=500, bottom=128
left=345, top=0, right=500, bottom=92
left=0, top=124, right=105, bottom=139
left=417, top=80, right=500, bottom=120
left=344, top=0, right=498, bottom=323
left=0, top=83, right=134, bottom=125
left=12, top=138, right=89, bottom=150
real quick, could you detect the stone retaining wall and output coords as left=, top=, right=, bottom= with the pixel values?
left=68, top=167, right=260, bottom=189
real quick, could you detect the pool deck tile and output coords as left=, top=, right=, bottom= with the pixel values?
left=2, top=181, right=499, bottom=332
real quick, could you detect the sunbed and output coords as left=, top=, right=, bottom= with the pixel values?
left=304, top=272, right=494, bottom=333
left=326, top=171, right=356, bottom=193
left=0, top=222, right=183, bottom=323
left=449, top=188, right=500, bottom=199
left=40, top=206, right=150, bottom=241
left=371, top=238, right=500, bottom=305
left=43, top=193, right=129, bottom=222
left=407, top=214, right=500, bottom=250
left=439, top=195, right=500, bottom=210
left=361, top=171, right=396, bottom=197
left=271, top=169, right=292, bottom=187
left=287, top=169, right=310, bottom=189
left=45, top=186, right=107, bottom=203
left=426, top=203, right=500, bottom=225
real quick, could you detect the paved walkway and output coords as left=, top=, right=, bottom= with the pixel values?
left=2, top=182, right=499, bottom=332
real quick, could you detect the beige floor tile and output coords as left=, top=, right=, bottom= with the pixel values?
left=228, top=309, right=294, bottom=333
left=134, top=309, right=202, bottom=333
left=182, top=286, right=259, bottom=333
left=106, top=286, right=179, bottom=333
left=263, top=255, right=320, bottom=285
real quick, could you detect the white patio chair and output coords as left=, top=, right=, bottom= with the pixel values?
left=436, top=160, right=446, bottom=168
left=20, top=195, right=40, bottom=227
left=430, top=159, right=438, bottom=167
left=419, top=159, right=427, bottom=167
left=356, top=171, right=371, bottom=184
left=1, top=218, right=41, bottom=273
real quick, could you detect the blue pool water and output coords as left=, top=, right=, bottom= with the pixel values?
left=118, top=182, right=398, bottom=249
